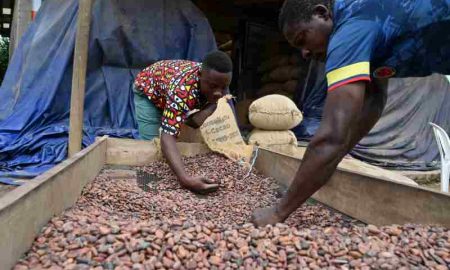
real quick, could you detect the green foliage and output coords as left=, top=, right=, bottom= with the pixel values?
left=0, top=35, right=9, bottom=84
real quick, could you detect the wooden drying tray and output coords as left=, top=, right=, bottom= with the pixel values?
left=0, top=137, right=449, bottom=269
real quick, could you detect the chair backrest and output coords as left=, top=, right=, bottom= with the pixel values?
left=430, top=122, right=450, bottom=161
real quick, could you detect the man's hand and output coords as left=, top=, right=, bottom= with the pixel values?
left=184, top=103, right=217, bottom=128
left=179, top=175, right=219, bottom=194
left=161, top=133, right=218, bottom=194
left=251, top=206, right=284, bottom=227
left=251, top=81, right=378, bottom=226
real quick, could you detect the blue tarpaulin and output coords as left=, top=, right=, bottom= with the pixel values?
left=292, top=60, right=326, bottom=141
left=0, top=0, right=217, bottom=184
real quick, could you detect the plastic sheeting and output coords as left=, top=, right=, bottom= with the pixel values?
left=293, top=61, right=450, bottom=170
left=292, top=60, right=326, bottom=140
left=0, top=0, right=217, bottom=184
left=352, top=74, right=450, bottom=170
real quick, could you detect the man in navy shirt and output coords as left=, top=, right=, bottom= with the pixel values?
left=252, top=0, right=450, bottom=226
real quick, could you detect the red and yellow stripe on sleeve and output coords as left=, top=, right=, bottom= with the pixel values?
left=326, top=62, right=371, bottom=91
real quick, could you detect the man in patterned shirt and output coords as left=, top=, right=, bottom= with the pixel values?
left=252, top=0, right=450, bottom=226
left=133, top=51, right=233, bottom=194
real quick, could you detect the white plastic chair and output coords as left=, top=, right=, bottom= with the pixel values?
left=430, top=122, right=450, bottom=192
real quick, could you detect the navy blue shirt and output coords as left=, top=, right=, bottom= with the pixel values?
left=326, top=0, right=450, bottom=91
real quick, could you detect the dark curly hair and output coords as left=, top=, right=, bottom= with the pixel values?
left=202, top=51, right=233, bottom=73
left=279, top=0, right=333, bottom=30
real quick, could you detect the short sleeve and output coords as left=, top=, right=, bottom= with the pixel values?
left=326, top=20, right=382, bottom=91
left=161, top=89, right=190, bottom=137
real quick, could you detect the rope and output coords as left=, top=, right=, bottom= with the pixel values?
left=243, top=147, right=259, bottom=179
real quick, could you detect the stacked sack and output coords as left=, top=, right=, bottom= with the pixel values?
left=257, top=54, right=304, bottom=99
left=247, top=95, right=303, bottom=154
left=215, top=32, right=233, bottom=57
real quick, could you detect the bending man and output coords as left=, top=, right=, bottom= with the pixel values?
left=252, top=0, right=450, bottom=225
left=133, top=51, right=232, bottom=194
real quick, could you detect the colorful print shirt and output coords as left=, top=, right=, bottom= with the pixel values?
left=326, top=0, right=450, bottom=91
left=134, top=60, right=206, bottom=136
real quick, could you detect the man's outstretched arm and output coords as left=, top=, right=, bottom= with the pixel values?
left=160, top=133, right=218, bottom=194
left=252, top=81, right=373, bottom=226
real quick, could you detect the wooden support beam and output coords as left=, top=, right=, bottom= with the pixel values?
left=68, top=0, right=94, bottom=157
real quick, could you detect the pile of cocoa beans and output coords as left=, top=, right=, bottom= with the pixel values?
left=14, top=154, right=449, bottom=269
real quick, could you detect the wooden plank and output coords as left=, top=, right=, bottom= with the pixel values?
left=0, top=184, right=16, bottom=198
left=68, top=0, right=94, bottom=157
left=255, top=148, right=450, bottom=227
left=105, top=138, right=211, bottom=166
left=264, top=145, right=418, bottom=186
left=0, top=137, right=107, bottom=269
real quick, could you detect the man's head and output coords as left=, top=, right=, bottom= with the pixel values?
left=200, top=51, right=233, bottom=103
left=279, top=0, right=334, bottom=60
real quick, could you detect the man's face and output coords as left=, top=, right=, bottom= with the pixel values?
left=283, top=6, right=333, bottom=61
left=200, top=69, right=232, bottom=103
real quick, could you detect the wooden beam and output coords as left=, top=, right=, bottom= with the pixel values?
left=0, top=137, right=107, bottom=269
left=68, top=0, right=94, bottom=157
left=255, top=148, right=450, bottom=227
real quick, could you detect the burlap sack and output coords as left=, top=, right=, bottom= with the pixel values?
left=258, top=83, right=284, bottom=97
left=248, top=129, right=298, bottom=146
left=284, top=80, right=298, bottom=94
left=263, top=144, right=299, bottom=156
left=236, top=99, right=254, bottom=126
left=249, top=94, right=303, bottom=130
left=289, top=54, right=301, bottom=65
left=276, top=56, right=290, bottom=67
left=219, top=40, right=233, bottom=51
left=258, top=93, right=292, bottom=99
left=276, top=91, right=294, bottom=99
left=269, top=65, right=295, bottom=82
left=200, top=95, right=254, bottom=163
left=257, top=55, right=290, bottom=73
left=214, top=32, right=232, bottom=44
left=289, top=67, right=301, bottom=79
left=261, top=73, right=271, bottom=83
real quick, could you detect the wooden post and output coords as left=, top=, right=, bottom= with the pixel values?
left=9, top=0, right=32, bottom=59
left=68, top=0, right=94, bottom=157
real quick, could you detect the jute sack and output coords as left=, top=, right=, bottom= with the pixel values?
left=264, top=144, right=299, bottom=156
left=269, top=65, right=295, bottom=82
left=248, top=129, right=298, bottom=146
left=261, top=73, right=271, bottom=83
left=289, top=67, right=301, bottom=79
left=289, top=54, right=301, bottom=65
left=236, top=99, right=254, bottom=126
left=200, top=95, right=254, bottom=163
left=257, top=55, right=290, bottom=73
left=258, top=83, right=284, bottom=97
left=277, top=91, right=294, bottom=99
left=249, top=94, right=303, bottom=130
left=284, top=80, right=298, bottom=94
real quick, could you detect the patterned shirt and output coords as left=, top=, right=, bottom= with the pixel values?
left=326, top=0, right=450, bottom=91
left=134, top=60, right=206, bottom=136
